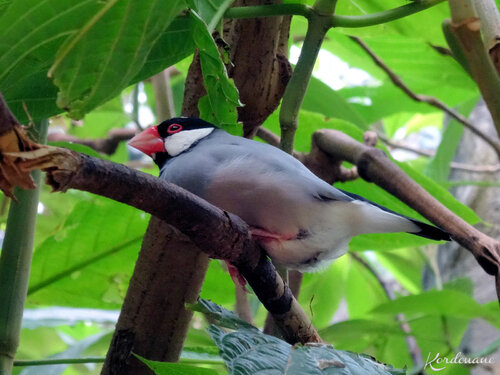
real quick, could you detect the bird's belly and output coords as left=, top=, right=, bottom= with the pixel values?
left=205, top=177, right=307, bottom=235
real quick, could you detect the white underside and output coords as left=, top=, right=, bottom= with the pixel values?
left=261, top=201, right=420, bottom=272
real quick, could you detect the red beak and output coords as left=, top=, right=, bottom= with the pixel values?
left=128, top=126, right=165, bottom=157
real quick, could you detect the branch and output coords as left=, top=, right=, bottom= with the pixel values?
left=48, top=128, right=136, bottom=155
left=448, top=0, right=500, bottom=136
left=279, top=14, right=331, bottom=153
left=350, top=36, right=500, bottom=159
left=312, top=129, right=500, bottom=302
left=5, top=146, right=320, bottom=345
left=224, top=0, right=446, bottom=28
left=378, top=132, right=500, bottom=173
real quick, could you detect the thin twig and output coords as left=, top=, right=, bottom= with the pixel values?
left=350, top=36, right=500, bottom=159
left=377, top=133, right=500, bottom=173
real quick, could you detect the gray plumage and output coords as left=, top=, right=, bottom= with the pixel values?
left=151, top=123, right=448, bottom=272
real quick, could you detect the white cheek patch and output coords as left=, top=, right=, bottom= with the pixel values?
left=164, top=128, right=214, bottom=156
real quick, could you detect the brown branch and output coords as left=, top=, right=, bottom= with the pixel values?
left=8, top=146, right=320, bottom=345
left=48, top=128, right=136, bottom=155
left=312, top=129, right=500, bottom=302
left=350, top=36, right=500, bottom=159
left=378, top=132, right=500, bottom=173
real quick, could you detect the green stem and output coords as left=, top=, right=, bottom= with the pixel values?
left=313, top=0, right=338, bottom=16
left=207, top=0, right=237, bottom=32
left=279, top=15, right=330, bottom=153
left=0, top=120, right=48, bottom=375
left=224, top=4, right=313, bottom=20
left=13, top=356, right=224, bottom=367
left=14, top=357, right=105, bottom=367
left=224, top=0, right=446, bottom=28
left=332, top=0, right=446, bottom=27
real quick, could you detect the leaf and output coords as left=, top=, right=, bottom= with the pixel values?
left=132, top=15, right=197, bottom=84
left=187, top=0, right=235, bottom=32
left=50, top=0, right=186, bottom=119
left=424, top=98, right=476, bottom=183
left=299, top=256, right=348, bottom=328
left=374, top=249, right=425, bottom=294
left=370, top=289, right=500, bottom=328
left=189, top=299, right=257, bottom=331
left=285, top=345, right=405, bottom=375
left=0, top=0, right=105, bottom=123
left=302, top=76, right=368, bottom=129
left=208, top=323, right=405, bottom=375
left=190, top=11, right=241, bottom=134
left=28, top=197, right=148, bottom=308
left=135, top=354, right=219, bottom=375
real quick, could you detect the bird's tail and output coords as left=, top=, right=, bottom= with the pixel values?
left=407, top=219, right=450, bottom=241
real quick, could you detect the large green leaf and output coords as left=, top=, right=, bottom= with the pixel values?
left=28, top=197, right=148, bottom=308
left=191, top=10, right=241, bottom=133
left=370, top=289, right=500, bottom=328
left=0, top=0, right=104, bottom=123
left=50, top=0, right=185, bottom=119
left=299, top=256, right=348, bottom=329
left=302, top=76, right=367, bottom=129
left=208, top=325, right=405, bottom=375
left=136, top=354, right=219, bottom=375
left=424, top=98, right=477, bottom=183
left=132, top=15, right=196, bottom=84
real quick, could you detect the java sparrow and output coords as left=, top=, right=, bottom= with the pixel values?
left=128, top=117, right=449, bottom=272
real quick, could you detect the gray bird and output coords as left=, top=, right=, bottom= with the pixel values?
left=128, top=117, right=449, bottom=272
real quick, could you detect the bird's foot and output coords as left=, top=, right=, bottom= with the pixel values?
left=225, top=261, right=248, bottom=292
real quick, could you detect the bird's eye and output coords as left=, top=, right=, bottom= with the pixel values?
left=167, top=124, right=182, bottom=134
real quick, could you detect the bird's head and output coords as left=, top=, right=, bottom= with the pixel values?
left=128, top=117, right=216, bottom=166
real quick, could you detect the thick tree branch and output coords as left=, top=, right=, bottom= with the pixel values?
left=448, top=0, right=500, bottom=135
left=6, top=146, right=320, bottom=345
left=312, top=129, right=500, bottom=302
left=350, top=36, right=500, bottom=159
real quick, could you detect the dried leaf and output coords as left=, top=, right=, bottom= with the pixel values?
left=0, top=125, right=41, bottom=200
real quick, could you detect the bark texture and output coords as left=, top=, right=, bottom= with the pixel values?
left=225, top=0, right=291, bottom=137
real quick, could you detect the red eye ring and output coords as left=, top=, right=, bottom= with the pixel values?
left=167, top=124, right=183, bottom=134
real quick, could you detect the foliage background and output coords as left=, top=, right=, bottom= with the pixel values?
left=0, top=0, right=499, bottom=374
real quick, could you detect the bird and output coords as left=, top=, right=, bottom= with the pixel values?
left=128, top=117, right=450, bottom=273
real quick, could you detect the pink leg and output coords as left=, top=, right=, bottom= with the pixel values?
left=225, top=261, right=248, bottom=291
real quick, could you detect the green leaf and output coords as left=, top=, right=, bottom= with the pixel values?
left=302, top=76, right=368, bottom=129
left=50, top=0, right=186, bottom=119
left=132, top=15, right=196, bottom=84
left=346, top=255, right=389, bottom=318
left=299, top=256, right=348, bottom=329
left=424, top=98, right=476, bottom=183
left=189, top=299, right=256, bottom=331
left=190, top=10, right=241, bottom=134
left=285, top=345, right=405, bottom=375
left=208, top=322, right=405, bottom=374
left=370, top=289, right=500, bottom=328
left=28, top=197, right=148, bottom=308
left=135, top=354, right=219, bottom=375
left=187, top=0, right=235, bottom=32
left=0, top=0, right=105, bottom=123
left=374, top=249, right=425, bottom=294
